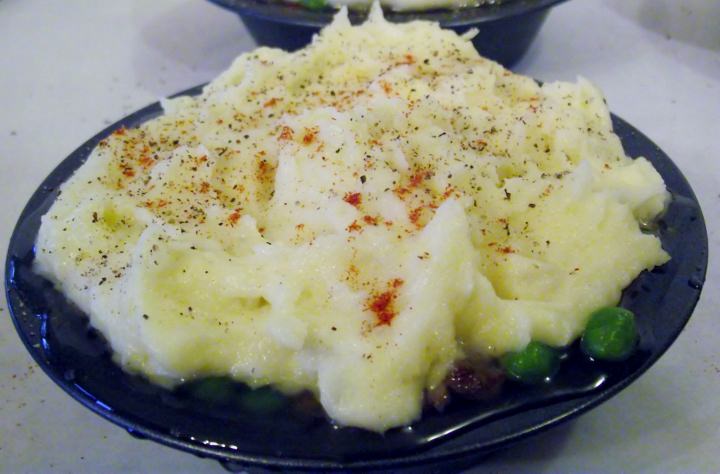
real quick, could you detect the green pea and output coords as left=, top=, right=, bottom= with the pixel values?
left=300, top=0, right=327, bottom=10
left=581, top=307, right=638, bottom=361
left=500, top=341, right=560, bottom=384
left=239, top=387, right=287, bottom=414
left=191, top=376, right=236, bottom=403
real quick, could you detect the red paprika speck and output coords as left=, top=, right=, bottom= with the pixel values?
left=409, top=206, right=424, bottom=226
left=369, top=291, right=394, bottom=326
left=346, top=220, right=362, bottom=233
left=393, top=186, right=411, bottom=198
left=138, top=155, right=154, bottom=168
left=279, top=126, right=293, bottom=140
left=409, top=171, right=425, bottom=187
left=302, top=128, right=318, bottom=145
left=256, top=159, right=276, bottom=183
left=366, top=279, right=404, bottom=327
left=228, top=210, right=241, bottom=226
left=343, top=192, right=362, bottom=207
left=442, top=186, right=456, bottom=200
left=363, top=215, right=379, bottom=225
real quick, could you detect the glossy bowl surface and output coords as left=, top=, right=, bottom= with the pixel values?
left=207, top=0, right=569, bottom=66
left=5, top=84, right=707, bottom=471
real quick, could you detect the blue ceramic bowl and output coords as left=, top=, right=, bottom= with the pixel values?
left=5, top=84, right=707, bottom=472
left=207, top=0, right=569, bottom=67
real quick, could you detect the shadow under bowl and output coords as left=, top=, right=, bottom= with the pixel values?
left=207, top=0, right=569, bottom=67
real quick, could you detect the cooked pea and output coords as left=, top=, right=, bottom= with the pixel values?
left=239, top=387, right=287, bottom=413
left=191, top=376, right=235, bottom=403
left=500, top=341, right=560, bottom=384
left=581, top=307, right=638, bottom=361
left=300, top=0, right=327, bottom=10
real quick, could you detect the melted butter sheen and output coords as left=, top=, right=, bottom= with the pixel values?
left=34, top=7, right=669, bottom=432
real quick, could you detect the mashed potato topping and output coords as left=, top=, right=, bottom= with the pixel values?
left=35, top=6, right=669, bottom=431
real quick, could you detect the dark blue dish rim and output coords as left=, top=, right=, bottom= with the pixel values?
left=206, top=0, right=569, bottom=27
left=4, top=83, right=708, bottom=471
